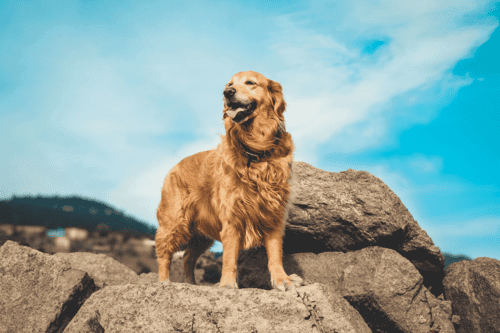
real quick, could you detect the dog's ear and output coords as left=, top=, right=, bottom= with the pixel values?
left=268, top=80, right=286, bottom=121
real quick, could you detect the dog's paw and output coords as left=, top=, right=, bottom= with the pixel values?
left=271, top=274, right=304, bottom=292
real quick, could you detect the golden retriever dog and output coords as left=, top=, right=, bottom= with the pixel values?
left=156, top=71, right=303, bottom=291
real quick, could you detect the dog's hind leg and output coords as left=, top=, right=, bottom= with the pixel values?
left=156, top=222, right=191, bottom=282
left=156, top=226, right=175, bottom=282
left=182, top=234, right=214, bottom=284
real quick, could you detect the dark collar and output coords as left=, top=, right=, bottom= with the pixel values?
left=238, top=121, right=285, bottom=167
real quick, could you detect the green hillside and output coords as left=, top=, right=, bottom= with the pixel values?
left=0, top=195, right=156, bottom=237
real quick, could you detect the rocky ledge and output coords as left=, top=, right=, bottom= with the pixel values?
left=1, top=162, right=499, bottom=332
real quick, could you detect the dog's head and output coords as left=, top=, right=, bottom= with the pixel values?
left=223, top=71, right=286, bottom=124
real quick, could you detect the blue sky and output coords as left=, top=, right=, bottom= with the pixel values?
left=1, top=0, right=499, bottom=258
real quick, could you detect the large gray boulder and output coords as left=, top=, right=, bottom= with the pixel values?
left=63, top=283, right=371, bottom=333
left=0, top=240, right=96, bottom=333
left=286, top=162, right=445, bottom=296
left=238, top=246, right=455, bottom=333
left=443, top=257, right=500, bottom=333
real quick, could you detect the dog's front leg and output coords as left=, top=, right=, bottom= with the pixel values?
left=264, top=228, right=304, bottom=291
left=218, top=221, right=242, bottom=289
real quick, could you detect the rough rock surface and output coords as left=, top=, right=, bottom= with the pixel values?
left=54, top=252, right=140, bottom=288
left=287, top=162, right=445, bottom=296
left=238, top=246, right=455, bottom=333
left=64, top=282, right=371, bottom=333
left=443, top=257, right=500, bottom=333
left=0, top=240, right=96, bottom=333
left=138, top=272, right=160, bottom=284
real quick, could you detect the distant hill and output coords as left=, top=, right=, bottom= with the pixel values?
left=442, top=252, right=473, bottom=269
left=0, top=195, right=156, bottom=237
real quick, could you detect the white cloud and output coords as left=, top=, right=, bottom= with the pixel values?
left=426, top=217, right=500, bottom=238
left=407, top=154, right=444, bottom=174
left=268, top=0, right=497, bottom=154
left=424, top=216, right=500, bottom=260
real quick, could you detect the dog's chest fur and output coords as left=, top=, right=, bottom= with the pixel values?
left=188, top=136, right=296, bottom=249
left=220, top=147, right=295, bottom=248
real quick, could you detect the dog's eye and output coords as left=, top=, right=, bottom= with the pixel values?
left=228, top=83, right=233, bottom=87
left=246, top=81, right=256, bottom=85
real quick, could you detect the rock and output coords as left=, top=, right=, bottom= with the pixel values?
left=238, top=246, right=455, bottom=333
left=64, top=282, right=371, bottom=333
left=0, top=240, right=96, bottom=333
left=169, top=249, right=222, bottom=285
left=443, top=257, right=500, bottom=333
left=138, top=272, right=160, bottom=284
left=54, top=252, right=140, bottom=288
left=286, top=162, right=445, bottom=296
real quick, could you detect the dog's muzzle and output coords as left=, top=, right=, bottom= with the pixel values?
left=224, top=87, right=257, bottom=123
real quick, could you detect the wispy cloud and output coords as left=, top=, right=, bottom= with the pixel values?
left=423, top=216, right=500, bottom=259
left=268, top=1, right=497, bottom=163
left=407, top=154, right=444, bottom=174
left=1, top=0, right=498, bottom=235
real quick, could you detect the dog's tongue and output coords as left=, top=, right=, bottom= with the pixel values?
left=226, top=107, right=246, bottom=118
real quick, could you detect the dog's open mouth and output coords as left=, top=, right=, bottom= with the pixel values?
left=225, top=101, right=257, bottom=123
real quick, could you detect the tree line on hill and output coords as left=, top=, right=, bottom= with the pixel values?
left=0, top=195, right=156, bottom=238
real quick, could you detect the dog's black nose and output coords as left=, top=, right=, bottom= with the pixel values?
left=224, top=87, right=236, bottom=98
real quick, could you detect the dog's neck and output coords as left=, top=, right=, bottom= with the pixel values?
left=237, top=121, right=285, bottom=167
